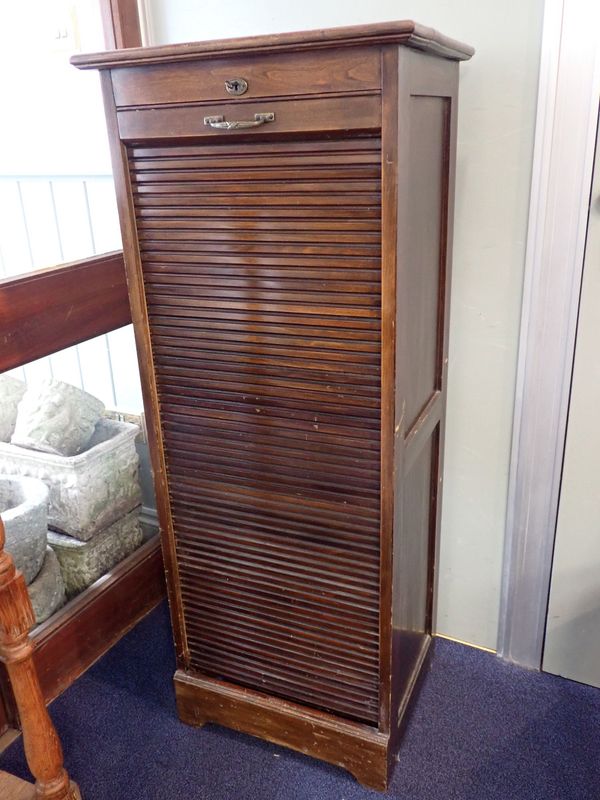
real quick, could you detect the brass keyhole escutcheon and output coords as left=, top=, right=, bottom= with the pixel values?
left=225, top=78, right=248, bottom=96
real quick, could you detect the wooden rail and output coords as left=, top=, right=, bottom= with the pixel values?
left=0, top=518, right=80, bottom=799
left=0, top=250, right=165, bottom=739
left=0, top=252, right=130, bottom=373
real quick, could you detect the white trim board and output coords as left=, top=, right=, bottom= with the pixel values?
left=498, top=0, right=600, bottom=668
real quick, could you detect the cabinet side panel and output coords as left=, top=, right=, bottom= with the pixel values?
left=391, top=52, right=457, bottom=751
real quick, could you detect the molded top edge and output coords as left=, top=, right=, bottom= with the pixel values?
left=71, top=20, right=474, bottom=70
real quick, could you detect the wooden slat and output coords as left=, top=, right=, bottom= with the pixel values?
left=0, top=252, right=130, bottom=372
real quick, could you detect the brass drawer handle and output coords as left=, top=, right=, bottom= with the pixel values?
left=203, top=112, right=275, bottom=130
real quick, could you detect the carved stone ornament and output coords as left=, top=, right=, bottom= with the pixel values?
left=11, top=379, right=105, bottom=457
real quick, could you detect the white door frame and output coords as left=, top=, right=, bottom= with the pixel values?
left=498, top=0, right=600, bottom=668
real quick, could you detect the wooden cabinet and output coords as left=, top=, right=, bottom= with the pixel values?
left=73, top=21, right=472, bottom=790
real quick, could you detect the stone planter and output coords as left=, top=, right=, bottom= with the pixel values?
left=0, top=476, right=48, bottom=585
left=0, top=375, right=26, bottom=442
left=28, top=547, right=66, bottom=624
left=48, top=508, right=143, bottom=597
left=12, top=379, right=105, bottom=456
left=0, top=419, right=142, bottom=541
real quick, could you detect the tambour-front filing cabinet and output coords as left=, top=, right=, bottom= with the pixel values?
left=73, top=21, right=473, bottom=790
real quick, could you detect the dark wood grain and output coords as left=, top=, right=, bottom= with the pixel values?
left=99, top=0, right=142, bottom=50
left=175, top=670, right=390, bottom=791
left=71, top=20, right=474, bottom=69
left=117, top=94, right=381, bottom=142
left=0, top=252, right=130, bottom=372
left=377, top=44, right=400, bottom=737
left=78, top=24, right=471, bottom=790
left=112, top=47, right=380, bottom=107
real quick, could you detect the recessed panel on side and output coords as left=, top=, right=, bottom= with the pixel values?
left=404, top=96, right=449, bottom=431
left=392, top=426, right=439, bottom=693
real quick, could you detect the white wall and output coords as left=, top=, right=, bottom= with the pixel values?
left=144, top=0, right=545, bottom=649
left=0, top=0, right=111, bottom=175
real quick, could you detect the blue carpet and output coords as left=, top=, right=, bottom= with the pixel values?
left=2, top=603, right=599, bottom=799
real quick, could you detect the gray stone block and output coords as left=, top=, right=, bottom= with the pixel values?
left=0, top=419, right=142, bottom=540
left=12, top=378, right=104, bottom=456
left=28, top=547, right=66, bottom=625
left=0, top=375, right=26, bottom=442
left=48, top=508, right=143, bottom=597
left=0, top=476, right=48, bottom=585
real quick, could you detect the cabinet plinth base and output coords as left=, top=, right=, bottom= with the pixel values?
left=174, top=669, right=391, bottom=791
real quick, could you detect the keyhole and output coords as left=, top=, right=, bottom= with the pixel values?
left=225, top=78, right=248, bottom=95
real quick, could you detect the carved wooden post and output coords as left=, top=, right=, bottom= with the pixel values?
left=0, top=517, right=80, bottom=800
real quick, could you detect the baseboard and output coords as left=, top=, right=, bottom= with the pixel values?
left=174, top=669, right=391, bottom=791
left=434, top=632, right=496, bottom=654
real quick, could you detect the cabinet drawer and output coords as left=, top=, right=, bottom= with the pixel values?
left=111, top=48, right=381, bottom=108
left=117, top=94, right=381, bottom=142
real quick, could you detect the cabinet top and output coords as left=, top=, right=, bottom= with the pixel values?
left=71, top=20, right=474, bottom=70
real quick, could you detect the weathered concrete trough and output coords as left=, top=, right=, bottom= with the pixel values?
left=0, top=475, right=48, bottom=585
left=48, top=508, right=143, bottom=597
left=28, top=546, right=66, bottom=624
left=0, top=419, right=142, bottom=541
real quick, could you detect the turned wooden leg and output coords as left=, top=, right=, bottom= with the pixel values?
left=0, top=519, right=80, bottom=800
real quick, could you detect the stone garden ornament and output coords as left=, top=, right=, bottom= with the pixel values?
left=11, top=379, right=105, bottom=457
